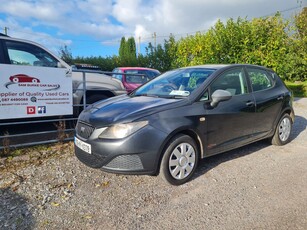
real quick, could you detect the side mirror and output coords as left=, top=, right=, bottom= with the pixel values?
left=210, top=89, right=232, bottom=107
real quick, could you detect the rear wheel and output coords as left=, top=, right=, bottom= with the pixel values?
left=160, top=134, right=199, bottom=185
left=271, top=113, right=292, bottom=146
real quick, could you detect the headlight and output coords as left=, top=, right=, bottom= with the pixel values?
left=98, top=121, right=148, bottom=139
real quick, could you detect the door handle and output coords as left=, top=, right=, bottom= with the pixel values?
left=246, top=101, right=254, bottom=107
left=277, top=95, right=284, bottom=100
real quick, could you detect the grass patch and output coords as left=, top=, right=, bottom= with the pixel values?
left=285, top=81, right=307, bottom=97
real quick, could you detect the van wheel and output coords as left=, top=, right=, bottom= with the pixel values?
left=271, top=113, right=292, bottom=146
left=160, top=134, right=199, bottom=185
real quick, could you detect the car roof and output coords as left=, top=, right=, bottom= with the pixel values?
left=115, top=67, right=160, bottom=72
left=179, top=64, right=272, bottom=71
left=0, top=34, right=42, bottom=47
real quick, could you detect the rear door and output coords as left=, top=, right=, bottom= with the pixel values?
left=246, top=66, right=283, bottom=137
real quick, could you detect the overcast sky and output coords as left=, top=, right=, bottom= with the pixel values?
left=0, top=0, right=305, bottom=58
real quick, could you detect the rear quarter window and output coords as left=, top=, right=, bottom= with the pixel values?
left=247, top=67, right=274, bottom=92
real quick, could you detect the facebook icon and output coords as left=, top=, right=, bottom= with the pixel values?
left=38, top=106, right=46, bottom=114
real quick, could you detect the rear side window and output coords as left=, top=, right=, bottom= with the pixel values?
left=5, top=41, right=58, bottom=67
left=247, top=67, right=274, bottom=92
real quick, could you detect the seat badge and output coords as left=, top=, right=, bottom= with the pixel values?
left=200, top=117, right=206, bottom=122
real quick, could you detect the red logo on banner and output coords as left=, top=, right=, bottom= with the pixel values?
left=27, top=106, right=36, bottom=114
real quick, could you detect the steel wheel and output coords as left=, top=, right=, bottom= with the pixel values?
left=278, top=116, right=291, bottom=142
left=271, top=113, right=292, bottom=146
left=160, top=134, right=199, bottom=185
left=169, top=143, right=196, bottom=180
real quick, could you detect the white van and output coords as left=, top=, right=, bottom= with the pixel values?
left=0, top=34, right=125, bottom=120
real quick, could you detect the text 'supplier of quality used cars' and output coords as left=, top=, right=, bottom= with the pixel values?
left=74, top=64, right=294, bottom=185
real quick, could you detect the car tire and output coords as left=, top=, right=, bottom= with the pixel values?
left=160, top=134, right=199, bottom=185
left=271, top=113, right=292, bottom=146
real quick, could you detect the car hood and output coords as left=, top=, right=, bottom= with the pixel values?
left=79, top=95, right=184, bottom=127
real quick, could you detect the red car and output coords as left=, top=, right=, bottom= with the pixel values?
left=112, top=67, right=160, bottom=93
left=10, top=74, right=40, bottom=83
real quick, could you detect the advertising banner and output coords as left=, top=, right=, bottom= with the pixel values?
left=0, top=64, right=73, bottom=119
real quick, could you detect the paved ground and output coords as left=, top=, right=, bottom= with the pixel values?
left=0, top=98, right=306, bottom=229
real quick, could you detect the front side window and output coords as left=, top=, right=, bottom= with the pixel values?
left=5, top=41, right=58, bottom=67
left=247, top=68, right=273, bottom=92
left=210, top=68, right=248, bottom=96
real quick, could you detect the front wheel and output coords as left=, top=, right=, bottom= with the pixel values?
left=160, top=134, right=199, bottom=185
left=271, top=113, right=292, bottom=146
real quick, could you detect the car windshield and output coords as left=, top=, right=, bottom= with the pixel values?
left=133, top=68, right=215, bottom=98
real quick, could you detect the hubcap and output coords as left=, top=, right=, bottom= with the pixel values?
left=279, top=117, right=291, bottom=142
left=169, top=143, right=196, bottom=180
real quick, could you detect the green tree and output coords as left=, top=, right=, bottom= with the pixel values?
left=286, top=7, right=307, bottom=81
left=139, top=35, right=178, bottom=72
left=174, top=14, right=295, bottom=80
left=58, top=45, right=73, bottom=65
left=127, top=37, right=137, bottom=66
left=73, top=55, right=120, bottom=71
left=118, top=36, right=137, bottom=66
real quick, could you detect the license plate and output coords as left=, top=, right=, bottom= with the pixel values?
left=75, top=137, right=92, bottom=154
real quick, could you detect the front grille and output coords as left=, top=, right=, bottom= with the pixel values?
left=105, top=155, right=144, bottom=170
left=75, top=147, right=106, bottom=168
left=76, top=121, right=95, bottom=139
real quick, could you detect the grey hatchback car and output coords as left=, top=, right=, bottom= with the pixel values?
left=74, top=64, right=294, bottom=185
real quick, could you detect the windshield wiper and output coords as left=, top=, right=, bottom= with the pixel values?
left=134, top=93, right=159, bottom=98
left=157, top=95, right=186, bottom=99
left=134, top=93, right=148, bottom=97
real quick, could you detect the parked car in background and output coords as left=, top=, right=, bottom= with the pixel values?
left=75, top=64, right=294, bottom=185
left=112, top=67, right=160, bottom=93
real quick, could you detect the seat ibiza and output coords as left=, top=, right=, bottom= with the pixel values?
left=75, top=64, right=294, bottom=185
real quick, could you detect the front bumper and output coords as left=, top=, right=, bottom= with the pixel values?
left=74, top=121, right=168, bottom=175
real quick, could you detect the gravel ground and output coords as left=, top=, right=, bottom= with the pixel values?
left=1, top=98, right=306, bottom=230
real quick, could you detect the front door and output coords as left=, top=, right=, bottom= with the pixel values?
left=204, top=67, right=256, bottom=155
